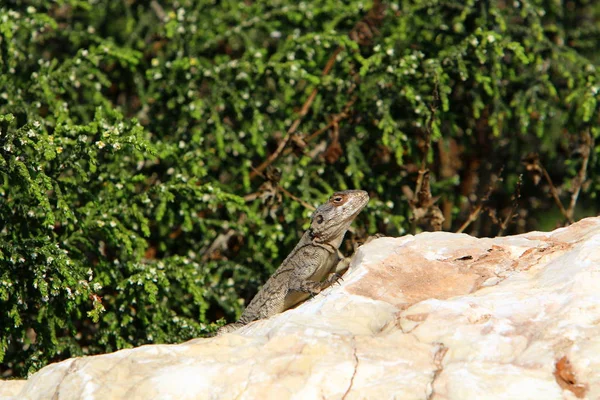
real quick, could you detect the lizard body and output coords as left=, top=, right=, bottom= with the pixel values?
left=218, top=190, right=369, bottom=334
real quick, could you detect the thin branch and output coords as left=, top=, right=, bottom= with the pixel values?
left=249, top=1, right=386, bottom=179
left=456, top=168, right=503, bottom=234
left=566, top=130, right=592, bottom=222
left=497, top=174, right=522, bottom=237
left=279, top=187, right=316, bottom=211
left=456, top=203, right=484, bottom=234
left=250, top=47, right=343, bottom=179
left=539, top=162, right=571, bottom=223
left=150, top=1, right=166, bottom=20
left=304, top=95, right=357, bottom=143
left=249, top=134, right=292, bottom=180
left=410, top=84, right=440, bottom=234
left=417, top=79, right=439, bottom=169
left=249, top=166, right=315, bottom=210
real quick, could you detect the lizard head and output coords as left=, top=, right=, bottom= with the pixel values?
left=309, top=190, right=369, bottom=245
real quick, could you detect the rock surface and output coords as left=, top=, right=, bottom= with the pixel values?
left=2, top=217, right=600, bottom=399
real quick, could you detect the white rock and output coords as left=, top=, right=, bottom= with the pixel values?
left=3, top=217, right=600, bottom=399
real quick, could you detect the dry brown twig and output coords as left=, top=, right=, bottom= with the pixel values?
left=250, top=1, right=386, bottom=179
left=523, top=153, right=570, bottom=224
left=497, top=174, right=522, bottom=237
left=456, top=168, right=504, bottom=234
left=409, top=84, right=445, bottom=233
left=541, top=164, right=570, bottom=223
left=523, top=129, right=592, bottom=226
left=247, top=166, right=316, bottom=211
left=304, top=95, right=358, bottom=143
left=150, top=1, right=166, bottom=20
left=249, top=47, right=343, bottom=179
left=566, top=130, right=592, bottom=222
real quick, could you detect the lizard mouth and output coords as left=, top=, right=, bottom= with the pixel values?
left=346, top=202, right=368, bottom=221
left=350, top=192, right=369, bottom=214
left=351, top=204, right=367, bottom=217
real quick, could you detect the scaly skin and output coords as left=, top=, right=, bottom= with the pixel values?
left=217, top=190, right=369, bottom=334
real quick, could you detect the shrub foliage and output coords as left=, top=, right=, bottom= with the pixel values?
left=0, top=0, right=598, bottom=377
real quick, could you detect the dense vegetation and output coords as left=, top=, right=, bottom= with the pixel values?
left=1, top=0, right=598, bottom=377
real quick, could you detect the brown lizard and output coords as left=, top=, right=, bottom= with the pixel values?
left=217, top=189, right=369, bottom=334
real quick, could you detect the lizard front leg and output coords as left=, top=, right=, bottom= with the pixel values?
left=289, top=254, right=343, bottom=298
left=334, top=251, right=351, bottom=274
left=287, top=248, right=338, bottom=295
left=288, top=270, right=343, bottom=299
left=288, top=278, right=323, bottom=295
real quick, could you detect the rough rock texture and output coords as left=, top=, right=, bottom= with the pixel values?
left=3, top=217, right=600, bottom=400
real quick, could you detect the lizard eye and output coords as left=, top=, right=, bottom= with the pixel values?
left=315, top=215, right=324, bottom=224
left=332, top=196, right=344, bottom=204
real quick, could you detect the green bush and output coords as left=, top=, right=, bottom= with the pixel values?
left=1, top=0, right=598, bottom=377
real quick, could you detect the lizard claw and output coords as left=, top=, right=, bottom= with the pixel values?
left=325, top=272, right=344, bottom=287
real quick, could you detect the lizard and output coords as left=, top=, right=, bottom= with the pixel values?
left=217, top=189, right=369, bottom=335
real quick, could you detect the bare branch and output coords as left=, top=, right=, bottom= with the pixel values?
left=540, top=163, right=571, bottom=224
left=250, top=1, right=386, bottom=179
left=497, top=174, right=522, bottom=237
left=250, top=47, right=343, bottom=179
left=456, top=168, right=503, bottom=234
left=248, top=166, right=315, bottom=211
left=566, top=130, right=592, bottom=222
